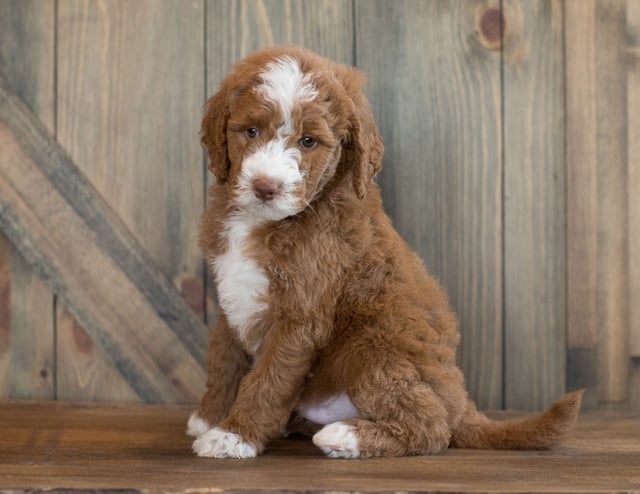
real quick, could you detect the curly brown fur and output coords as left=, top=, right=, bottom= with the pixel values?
left=188, top=46, right=583, bottom=459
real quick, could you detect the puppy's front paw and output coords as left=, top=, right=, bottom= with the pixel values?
left=186, top=412, right=210, bottom=437
left=192, top=427, right=257, bottom=458
left=312, top=422, right=360, bottom=458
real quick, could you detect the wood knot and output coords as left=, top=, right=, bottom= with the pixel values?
left=478, top=7, right=504, bottom=51
left=72, top=320, right=94, bottom=355
left=181, top=277, right=204, bottom=317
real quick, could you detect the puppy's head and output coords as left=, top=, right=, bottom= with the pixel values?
left=201, top=46, right=383, bottom=221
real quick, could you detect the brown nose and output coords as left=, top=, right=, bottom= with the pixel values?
left=252, top=177, right=282, bottom=202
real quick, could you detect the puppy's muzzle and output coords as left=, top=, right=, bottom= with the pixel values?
left=252, top=176, right=283, bottom=202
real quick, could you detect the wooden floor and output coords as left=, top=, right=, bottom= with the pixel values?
left=0, top=401, right=639, bottom=493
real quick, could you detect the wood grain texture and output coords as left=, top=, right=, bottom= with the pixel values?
left=4, top=253, right=55, bottom=399
left=204, top=0, right=354, bottom=320
left=0, top=0, right=56, bottom=399
left=1, top=0, right=637, bottom=410
left=564, top=0, right=599, bottom=408
left=626, top=0, right=639, bottom=411
left=0, top=0, right=55, bottom=132
left=355, top=0, right=503, bottom=409
left=1, top=400, right=639, bottom=493
left=628, top=0, right=640, bottom=359
left=206, top=0, right=353, bottom=84
left=0, top=239, right=10, bottom=393
left=56, top=0, right=207, bottom=401
left=0, top=73, right=206, bottom=403
left=502, top=0, right=566, bottom=410
left=56, top=308, right=140, bottom=403
left=566, top=0, right=631, bottom=409
left=631, top=359, right=640, bottom=412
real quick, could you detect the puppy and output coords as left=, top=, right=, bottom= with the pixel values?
left=187, top=46, right=583, bottom=458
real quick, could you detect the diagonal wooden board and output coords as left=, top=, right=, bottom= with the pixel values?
left=0, top=72, right=206, bottom=403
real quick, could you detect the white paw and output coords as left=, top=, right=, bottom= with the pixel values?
left=186, top=412, right=210, bottom=437
left=312, top=422, right=360, bottom=458
left=192, top=427, right=257, bottom=458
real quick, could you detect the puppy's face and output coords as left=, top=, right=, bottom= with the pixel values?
left=202, top=48, right=383, bottom=221
left=226, top=56, right=341, bottom=221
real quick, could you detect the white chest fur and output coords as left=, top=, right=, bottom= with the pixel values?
left=212, top=214, right=269, bottom=345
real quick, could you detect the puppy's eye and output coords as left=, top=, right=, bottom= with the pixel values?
left=245, top=127, right=259, bottom=139
left=299, top=136, right=316, bottom=149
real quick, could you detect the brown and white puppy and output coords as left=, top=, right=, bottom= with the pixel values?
left=187, top=46, right=583, bottom=458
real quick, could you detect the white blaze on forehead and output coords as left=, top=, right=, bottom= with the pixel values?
left=257, top=56, right=318, bottom=136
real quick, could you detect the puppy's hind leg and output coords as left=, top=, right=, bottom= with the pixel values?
left=313, top=381, right=451, bottom=458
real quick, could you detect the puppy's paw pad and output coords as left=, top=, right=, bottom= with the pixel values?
left=186, top=412, right=210, bottom=437
left=312, top=422, right=360, bottom=458
left=192, top=427, right=257, bottom=458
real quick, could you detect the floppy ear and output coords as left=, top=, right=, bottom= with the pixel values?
left=201, top=85, right=231, bottom=184
left=340, top=69, right=384, bottom=199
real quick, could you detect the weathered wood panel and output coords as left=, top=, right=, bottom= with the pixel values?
left=566, top=0, right=631, bottom=409
left=0, top=73, right=206, bottom=403
left=355, top=0, right=504, bottom=409
left=0, top=0, right=56, bottom=399
left=564, top=0, right=599, bottom=409
left=632, top=360, right=640, bottom=411
left=0, top=240, right=10, bottom=393
left=56, top=0, right=206, bottom=401
left=628, top=0, right=640, bottom=360
left=2, top=253, right=55, bottom=399
left=502, top=0, right=566, bottom=410
left=626, top=0, right=640, bottom=412
left=204, top=0, right=355, bottom=319
left=206, top=0, right=353, bottom=68
left=0, top=0, right=54, bottom=132
left=56, top=308, right=140, bottom=403
left=0, top=0, right=638, bottom=411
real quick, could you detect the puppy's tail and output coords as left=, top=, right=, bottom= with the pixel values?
left=450, top=389, right=584, bottom=450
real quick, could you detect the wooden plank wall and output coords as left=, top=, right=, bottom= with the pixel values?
left=357, top=0, right=504, bottom=409
left=502, top=0, right=566, bottom=410
left=0, top=0, right=638, bottom=411
left=55, top=0, right=206, bottom=401
left=0, top=0, right=55, bottom=400
left=566, top=0, right=638, bottom=411
left=0, top=68, right=207, bottom=402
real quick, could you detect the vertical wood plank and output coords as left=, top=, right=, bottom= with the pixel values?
left=626, top=0, right=640, bottom=412
left=631, top=359, right=640, bottom=411
left=594, top=0, right=630, bottom=407
left=0, top=239, right=9, bottom=393
left=565, top=0, right=599, bottom=408
left=355, top=0, right=503, bottom=409
left=205, top=0, right=354, bottom=320
left=502, top=0, right=566, bottom=410
left=6, top=254, right=55, bottom=399
left=566, top=0, right=630, bottom=409
left=627, top=0, right=640, bottom=359
left=206, top=0, right=353, bottom=85
left=0, top=0, right=55, bottom=399
left=56, top=0, right=206, bottom=402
